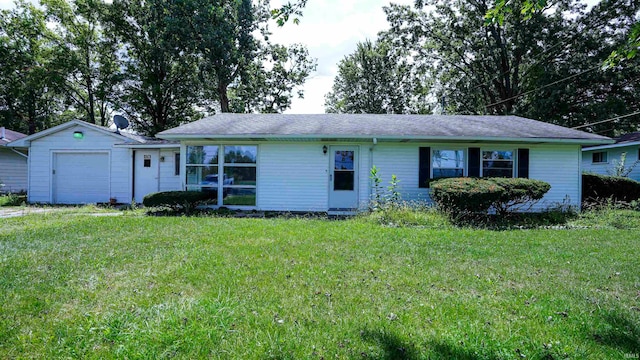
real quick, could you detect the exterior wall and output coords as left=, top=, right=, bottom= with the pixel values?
left=181, top=141, right=583, bottom=212
left=27, top=125, right=132, bottom=203
left=582, top=145, right=640, bottom=181
left=529, top=144, right=581, bottom=210
left=368, top=142, right=581, bottom=211
left=0, top=147, right=28, bottom=193
left=159, top=149, right=181, bottom=192
left=257, top=142, right=330, bottom=211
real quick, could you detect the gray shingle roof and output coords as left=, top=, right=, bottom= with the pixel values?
left=0, top=127, right=27, bottom=146
left=157, top=113, right=611, bottom=143
left=615, top=132, right=640, bottom=144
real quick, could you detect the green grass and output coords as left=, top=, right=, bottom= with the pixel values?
left=1, top=210, right=639, bottom=359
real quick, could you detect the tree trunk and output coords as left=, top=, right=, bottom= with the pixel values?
left=218, top=82, right=230, bottom=112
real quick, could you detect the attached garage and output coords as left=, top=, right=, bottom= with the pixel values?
left=53, top=152, right=110, bottom=204
left=7, top=120, right=181, bottom=204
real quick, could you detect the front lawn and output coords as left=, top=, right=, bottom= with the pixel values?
left=1, top=211, right=639, bottom=359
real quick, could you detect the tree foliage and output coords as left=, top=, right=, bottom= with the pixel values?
left=43, top=0, right=120, bottom=126
left=325, top=39, right=430, bottom=114
left=230, top=43, right=317, bottom=113
left=328, top=0, right=639, bottom=136
left=0, top=1, right=66, bottom=134
left=0, top=0, right=315, bottom=136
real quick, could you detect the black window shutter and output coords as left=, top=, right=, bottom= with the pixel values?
left=517, top=148, right=529, bottom=178
left=419, top=147, right=431, bottom=188
left=468, top=147, right=481, bottom=177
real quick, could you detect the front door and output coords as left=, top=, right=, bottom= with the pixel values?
left=328, top=147, right=358, bottom=210
left=134, top=150, right=159, bottom=203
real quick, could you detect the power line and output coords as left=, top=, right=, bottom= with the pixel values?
left=571, top=110, right=640, bottom=130
left=484, top=65, right=601, bottom=110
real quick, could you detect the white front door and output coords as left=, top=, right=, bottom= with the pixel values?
left=328, top=146, right=358, bottom=210
left=134, top=150, right=159, bottom=203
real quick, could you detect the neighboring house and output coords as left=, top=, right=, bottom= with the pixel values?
left=8, top=120, right=180, bottom=204
left=582, top=132, right=640, bottom=181
left=157, top=114, right=612, bottom=213
left=0, top=127, right=28, bottom=194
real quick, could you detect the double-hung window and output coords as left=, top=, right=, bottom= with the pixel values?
left=432, top=149, right=464, bottom=179
left=482, top=150, right=514, bottom=177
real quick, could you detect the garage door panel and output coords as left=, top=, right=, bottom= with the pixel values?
left=54, top=153, right=110, bottom=204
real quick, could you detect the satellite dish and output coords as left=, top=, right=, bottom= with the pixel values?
left=113, top=115, right=129, bottom=134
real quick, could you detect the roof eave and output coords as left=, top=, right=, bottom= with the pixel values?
left=582, top=140, right=640, bottom=151
left=6, top=120, right=143, bottom=147
left=157, top=133, right=613, bottom=145
left=113, top=143, right=180, bottom=149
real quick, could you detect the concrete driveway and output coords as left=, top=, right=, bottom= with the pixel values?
left=0, top=207, right=62, bottom=218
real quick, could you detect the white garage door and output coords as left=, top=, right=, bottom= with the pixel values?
left=53, top=152, right=110, bottom=204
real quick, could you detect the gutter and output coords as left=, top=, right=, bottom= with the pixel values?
left=582, top=141, right=640, bottom=152
left=156, top=133, right=613, bottom=145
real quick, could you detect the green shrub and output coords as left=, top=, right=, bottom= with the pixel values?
left=582, top=173, right=640, bottom=204
left=430, top=177, right=551, bottom=216
left=142, top=191, right=216, bottom=214
left=0, top=193, right=27, bottom=207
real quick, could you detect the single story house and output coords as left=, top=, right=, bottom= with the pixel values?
left=0, top=127, right=28, bottom=194
left=156, top=114, right=612, bottom=213
left=8, top=120, right=180, bottom=204
left=582, top=132, right=640, bottom=181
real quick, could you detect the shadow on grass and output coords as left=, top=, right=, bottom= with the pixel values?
left=361, top=329, right=419, bottom=359
left=361, top=330, right=493, bottom=360
left=593, top=310, right=640, bottom=353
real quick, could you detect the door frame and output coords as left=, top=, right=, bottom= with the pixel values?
left=328, top=145, right=359, bottom=211
left=133, top=149, right=160, bottom=203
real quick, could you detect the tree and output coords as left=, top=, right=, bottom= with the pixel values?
left=519, top=0, right=640, bottom=135
left=0, top=1, right=66, bottom=134
left=325, top=39, right=430, bottom=114
left=42, top=0, right=121, bottom=126
left=230, top=43, right=317, bottom=113
left=104, top=0, right=203, bottom=135
left=171, top=0, right=316, bottom=114
left=485, top=0, right=639, bottom=65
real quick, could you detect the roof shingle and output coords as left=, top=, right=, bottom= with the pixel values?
left=158, top=114, right=611, bottom=143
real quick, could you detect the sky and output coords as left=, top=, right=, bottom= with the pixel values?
left=268, top=0, right=416, bottom=114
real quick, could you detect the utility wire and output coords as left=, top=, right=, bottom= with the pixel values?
left=484, top=65, right=600, bottom=110
left=571, top=110, right=640, bottom=129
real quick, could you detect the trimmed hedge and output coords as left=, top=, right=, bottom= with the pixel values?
left=430, top=177, right=551, bottom=215
left=582, top=173, right=640, bottom=203
left=142, top=191, right=216, bottom=213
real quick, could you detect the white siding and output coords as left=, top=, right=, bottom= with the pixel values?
left=257, top=143, right=329, bottom=211
left=159, top=149, right=181, bottom=192
left=582, top=145, right=640, bottom=181
left=368, top=144, right=431, bottom=206
left=0, top=148, right=28, bottom=193
left=529, top=144, right=581, bottom=210
left=187, top=141, right=583, bottom=213
left=366, top=143, right=581, bottom=211
left=28, top=125, right=132, bottom=203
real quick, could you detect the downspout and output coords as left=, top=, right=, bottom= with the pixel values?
left=369, top=138, right=377, bottom=201
left=131, top=150, right=136, bottom=203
